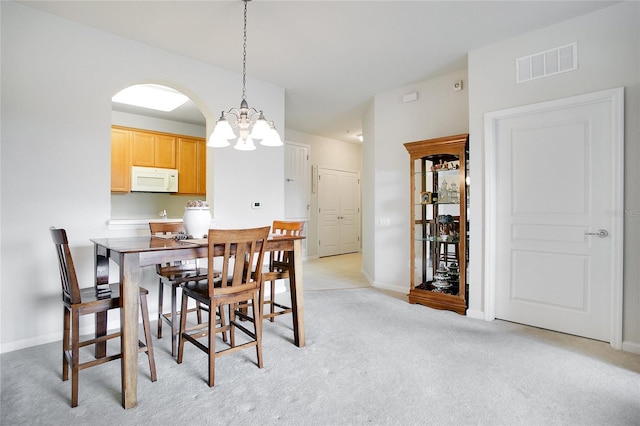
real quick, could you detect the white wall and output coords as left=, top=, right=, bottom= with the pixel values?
left=467, top=1, right=640, bottom=349
left=0, top=2, right=285, bottom=352
left=284, top=129, right=363, bottom=258
left=363, top=69, right=469, bottom=292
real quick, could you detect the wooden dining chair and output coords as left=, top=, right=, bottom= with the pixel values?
left=50, top=227, right=157, bottom=407
left=260, top=220, right=305, bottom=323
left=177, top=226, right=270, bottom=387
left=149, top=221, right=209, bottom=357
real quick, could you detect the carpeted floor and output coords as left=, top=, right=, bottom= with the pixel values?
left=1, top=253, right=639, bottom=425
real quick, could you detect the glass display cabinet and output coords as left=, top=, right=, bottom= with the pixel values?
left=404, top=134, right=469, bottom=315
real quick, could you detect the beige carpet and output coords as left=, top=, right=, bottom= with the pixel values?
left=2, top=253, right=639, bottom=425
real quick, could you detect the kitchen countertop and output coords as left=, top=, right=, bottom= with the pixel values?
left=107, top=218, right=183, bottom=230
left=107, top=217, right=217, bottom=231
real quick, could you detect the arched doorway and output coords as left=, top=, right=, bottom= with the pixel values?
left=110, top=83, right=208, bottom=221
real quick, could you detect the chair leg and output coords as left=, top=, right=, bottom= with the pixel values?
left=196, top=301, right=203, bottom=324
left=269, top=280, right=276, bottom=322
left=229, top=303, right=236, bottom=348
left=70, top=309, right=80, bottom=408
left=253, top=293, right=263, bottom=368
left=208, top=303, right=216, bottom=387
left=258, top=278, right=265, bottom=322
left=95, top=311, right=108, bottom=358
left=139, top=293, right=157, bottom=382
left=157, top=278, right=164, bottom=339
left=62, top=307, right=70, bottom=382
left=176, top=290, right=190, bottom=365
left=170, top=284, right=178, bottom=357
left=218, top=305, right=228, bottom=343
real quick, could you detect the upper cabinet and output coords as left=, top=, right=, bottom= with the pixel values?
left=111, top=126, right=206, bottom=195
left=176, top=137, right=207, bottom=196
left=111, top=127, right=132, bottom=193
left=132, top=131, right=176, bottom=169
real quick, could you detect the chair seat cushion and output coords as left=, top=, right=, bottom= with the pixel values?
left=181, top=279, right=213, bottom=303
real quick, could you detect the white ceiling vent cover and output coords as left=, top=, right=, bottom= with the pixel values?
left=516, top=42, right=577, bottom=83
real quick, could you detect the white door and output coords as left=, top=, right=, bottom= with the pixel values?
left=318, top=168, right=360, bottom=257
left=284, top=142, right=310, bottom=220
left=485, top=88, right=623, bottom=345
left=338, top=171, right=360, bottom=253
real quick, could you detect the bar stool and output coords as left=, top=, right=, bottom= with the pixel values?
left=260, top=220, right=305, bottom=323
left=149, top=221, right=208, bottom=357
left=50, top=227, right=156, bottom=407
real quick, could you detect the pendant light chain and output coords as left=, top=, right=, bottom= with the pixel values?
left=207, top=0, right=283, bottom=150
left=241, top=0, right=248, bottom=102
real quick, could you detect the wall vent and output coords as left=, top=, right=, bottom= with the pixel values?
left=516, top=42, right=577, bottom=83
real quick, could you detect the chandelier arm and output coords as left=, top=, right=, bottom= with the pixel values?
left=222, top=107, right=264, bottom=126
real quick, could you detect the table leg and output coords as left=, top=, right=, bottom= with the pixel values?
left=288, top=239, right=305, bottom=347
left=120, top=253, right=140, bottom=409
left=94, top=245, right=109, bottom=358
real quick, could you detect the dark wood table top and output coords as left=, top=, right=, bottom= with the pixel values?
left=91, top=233, right=305, bottom=252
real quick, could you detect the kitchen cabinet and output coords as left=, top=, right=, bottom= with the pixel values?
left=111, top=126, right=206, bottom=194
left=404, top=133, right=468, bottom=315
left=176, top=137, right=207, bottom=195
left=111, top=127, right=132, bottom=193
left=132, top=131, right=176, bottom=169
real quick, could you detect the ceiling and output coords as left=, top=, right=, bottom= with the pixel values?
left=22, top=0, right=618, bottom=143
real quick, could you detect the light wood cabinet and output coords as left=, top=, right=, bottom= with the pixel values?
left=132, top=131, right=176, bottom=169
left=176, top=137, right=207, bottom=195
left=111, top=127, right=132, bottom=193
left=404, top=133, right=469, bottom=315
left=111, top=126, right=206, bottom=194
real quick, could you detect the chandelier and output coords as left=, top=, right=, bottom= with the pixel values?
left=208, top=0, right=283, bottom=151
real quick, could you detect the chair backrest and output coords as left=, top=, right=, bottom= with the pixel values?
left=271, top=220, right=305, bottom=264
left=50, top=227, right=81, bottom=304
left=207, top=227, right=270, bottom=298
left=149, top=221, right=185, bottom=236
left=149, top=222, right=195, bottom=272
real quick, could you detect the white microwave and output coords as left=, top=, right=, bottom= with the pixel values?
left=131, top=166, right=178, bottom=193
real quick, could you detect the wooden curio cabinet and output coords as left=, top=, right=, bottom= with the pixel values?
left=404, top=133, right=469, bottom=315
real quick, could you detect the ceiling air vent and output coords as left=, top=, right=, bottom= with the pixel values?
left=516, top=42, right=577, bottom=83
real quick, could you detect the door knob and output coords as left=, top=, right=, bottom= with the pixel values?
left=585, top=229, right=609, bottom=238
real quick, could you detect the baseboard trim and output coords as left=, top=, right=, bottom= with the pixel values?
left=0, top=320, right=123, bottom=354
left=371, top=281, right=407, bottom=294
left=466, top=309, right=485, bottom=320
left=360, top=268, right=374, bottom=285
left=621, top=340, right=640, bottom=354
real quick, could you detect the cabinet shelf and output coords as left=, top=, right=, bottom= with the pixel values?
left=414, top=236, right=460, bottom=243
left=414, top=202, right=460, bottom=206
left=404, top=133, right=469, bottom=315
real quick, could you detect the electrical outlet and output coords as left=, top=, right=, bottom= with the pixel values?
left=252, top=201, right=261, bottom=209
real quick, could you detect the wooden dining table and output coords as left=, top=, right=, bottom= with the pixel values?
left=90, top=233, right=305, bottom=409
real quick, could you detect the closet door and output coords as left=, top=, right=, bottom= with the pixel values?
left=318, top=168, right=360, bottom=257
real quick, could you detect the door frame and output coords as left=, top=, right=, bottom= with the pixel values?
left=483, top=87, right=624, bottom=349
